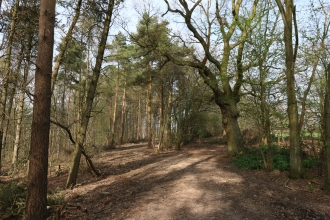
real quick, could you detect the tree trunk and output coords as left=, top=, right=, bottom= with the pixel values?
left=4, top=52, right=22, bottom=160
left=324, top=63, right=330, bottom=191
left=12, top=50, right=30, bottom=165
left=12, top=34, right=32, bottom=164
left=25, top=0, right=56, bottom=219
left=146, top=77, right=152, bottom=148
left=137, top=91, right=142, bottom=141
left=158, top=84, right=164, bottom=151
left=66, top=0, right=115, bottom=189
left=51, top=0, right=82, bottom=92
left=275, top=0, right=302, bottom=178
left=0, top=0, right=19, bottom=171
left=165, top=83, right=172, bottom=148
left=120, top=80, right=127, bottom=144
left=109, top=68, right=119, bottom=146
left=218, top=101, right=244, bottom=157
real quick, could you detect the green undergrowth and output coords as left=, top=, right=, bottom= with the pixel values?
left=47, top=187, right=66, bottom=206
left=234, top=145, right=321, bottom=171
left=0, top=182, right=66, bottom=219
left=0, top=181, right=26, bottom=219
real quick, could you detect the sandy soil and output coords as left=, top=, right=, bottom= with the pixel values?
left=48, top=140, right=330, bottom=220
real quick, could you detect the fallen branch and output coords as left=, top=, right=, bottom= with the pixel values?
left=50, top=119, right=101, bottom=177
left=311, top=180, right=321, bottom=185
left=67, top=203, right=88, bottom=213
left=284, top=178, right=295, bottom=191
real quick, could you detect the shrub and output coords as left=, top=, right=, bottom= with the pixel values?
left=303, top=156, right=321, bottom=168
left=272, top=146, right=290, bottom=171
left=234, top=145, right=290, bottom=171
left=234, top=145, right=322, bottom=172
left=234, top=148, right=263, bottom=170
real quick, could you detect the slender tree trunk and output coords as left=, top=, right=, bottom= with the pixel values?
left=4, top=52, right=22, bottom=158
left=0, top=0, right=19, bottom=171
left=12, top=36, right=32, bottom=165
left=165, top=83, right=172, bottom=148
left=51, top=0, right=82, bottom=92
left=120, top=80, right=127, bottom=145
left=324, top=63, right=330, bottom=191
left=275, top=0, right=302, bottom=178
left=66, top=0, right=115, bottom=189
left=146, top=77, right=152, bottom=148
left=137, top=91, right=141, bottom=141
left=107, top=98, right=112, bottom=145
left=12, top=53, right=30, bottom=165
left=25, top=0, right=56, bottom=219
left=109, top=68, right=119, bottom=146
left=158, top=84, right=164, bottom=151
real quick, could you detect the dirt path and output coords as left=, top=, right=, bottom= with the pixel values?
left=49, top=141, right=330, bottom=220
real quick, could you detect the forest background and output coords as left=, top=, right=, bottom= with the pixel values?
left=0, top=0, right=330, bottom=219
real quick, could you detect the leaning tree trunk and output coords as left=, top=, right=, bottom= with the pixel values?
left=324, top=63, right=330, bottom=191
left=66, top=0, right=115, bottom=189
left=25, top=0, right=56, bottom=218
left=51, top=0, right=82, bottom=92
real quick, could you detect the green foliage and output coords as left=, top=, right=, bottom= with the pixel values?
left=234, top=145, right=322, bottom=172
left=234, top=148, right=264, bottom=170
left=272, top=147, right=290, bottom=171
left=307, top=182, right=315, bottom=191
left=0, top=182, right=26, bottom=219
left=272, top=154, right=290, bottom=171
left=303, top=156, right=321, bottom=168
left=47, top=188, right=66, bottom=206
left=234, top=145, right=290, bottom=171
left=193, top=113, right=222, bottom=138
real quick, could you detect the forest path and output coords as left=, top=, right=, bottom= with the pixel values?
left=49, top=141, right=330, bottom=219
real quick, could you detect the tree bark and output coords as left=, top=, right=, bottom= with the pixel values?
left=324, top=63, right=330, bottom=191
left=165, top=81, right=172, bottom=148
left=25, top=0, right=56, bottom=219
left=109, top=68, right=119, bottom=146
left=137, top=91, right=142, bottom=141
left=66, top=0, right=115, bottom=189
left=158, top=83, right=165, bottom=151
left=275, top=0, right=303, bottom=178
left=217, top=99, right=244, bottom=156
left=146, top=76, right=152, bottom=148
left=120, top=79, right=127, bottom=145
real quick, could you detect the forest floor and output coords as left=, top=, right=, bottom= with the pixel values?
left=47, top=138, right=330, bottom=220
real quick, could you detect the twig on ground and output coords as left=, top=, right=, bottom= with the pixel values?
left=284, top=178, right=296, bottom=191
